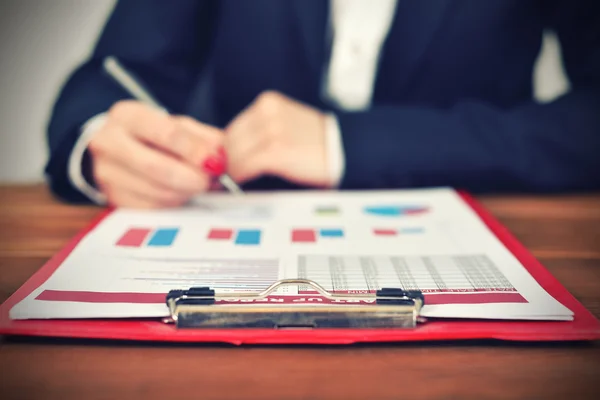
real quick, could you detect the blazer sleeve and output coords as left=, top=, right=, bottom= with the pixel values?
left=45, top=0, right=218, bottom=202
left=335, top=0, right=600, bottom=193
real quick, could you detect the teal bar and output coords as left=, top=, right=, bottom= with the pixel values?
left=399, top=227, right=425, bottom=234
left=235, top=230, right=261, bottom=245
left=147, top=228, right=179, bottom=246
left=320, top=229, right=344, bottom=237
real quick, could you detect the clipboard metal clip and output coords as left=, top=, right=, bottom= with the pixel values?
left=164, top=279, right=425, bottom=329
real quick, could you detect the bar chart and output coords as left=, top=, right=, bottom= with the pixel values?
left=116, top=228, right=179, bottom=247
left=314, top=205, right=340, bottom=216
left=291, top=228, right=344, bottom=243
left=206, top=228, right=262, bottom=246
left=373, top=227, right=425, bottom=236
left=364, top=205, right=429, bottom=217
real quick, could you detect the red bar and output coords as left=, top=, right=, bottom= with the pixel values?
left=36, top=290, right=164, bottom=303
left=295, top=291, right=527, bottom=304
left=292, top=229, right=316, bottom=243
left=404, top=207, right=429, bottom=215
left=373, top=229, right=397, bottom=236
left=116, top=228, right=151, bottom=247
left=207, top=228, right=233, bottom=240
left=425, top=292, right=527, bottom=305
left=35, top=290, right=527, bottom=305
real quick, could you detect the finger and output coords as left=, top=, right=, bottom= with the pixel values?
left=108, top=100, right=171, bottom=133
left=108, top=100, right=223, bottom=167
left=175, top=116, right=223, bottom=148
left=227, top=145, right=276, bottom=183
left=225, top=108, right=270, bottom=164
left=92, top=122, right=212, bottom=194
left=209, top=180, right=224, bottom=191
left=171, top=116, right=226, bottom=169
left=174, top=116, right=227, bottom=175
left=226, top=90, right=288, bottom=158
left=94, top=160, right=190, bottom=207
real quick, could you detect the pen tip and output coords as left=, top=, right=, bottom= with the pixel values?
left=219, top=175, right=244, bottom=195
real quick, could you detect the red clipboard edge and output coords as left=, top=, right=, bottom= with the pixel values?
left=457, top=191, right=600, bottom=328
left=0, top=208, right=114, bottom=316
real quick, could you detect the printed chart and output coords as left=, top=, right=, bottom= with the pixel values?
left=191, top=202, right=272, bottom=219
left=35, top=257, right=281, bottom=304
left=116, top=257, right=279, bottom=291
left=116, top=227, right=179, bottom=247
left=314, top=205, right=341, bottom=216
left=364, top=205, right=429, bottom=217
left=291, top=228, right=344, bottom=243
left=207, top=228, right=262, bottom=245
left=10, top=188, right=574, bottom=321
left=297, top=254, right=526, bottom=304
left=372, top=227, right=425, bottom=236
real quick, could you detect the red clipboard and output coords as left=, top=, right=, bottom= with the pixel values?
left=1, top=192, right=599, bottom=344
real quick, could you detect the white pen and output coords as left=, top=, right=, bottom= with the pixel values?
left=102, top=56, right=244, bottom=195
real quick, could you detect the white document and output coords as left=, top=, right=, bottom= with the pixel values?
left=10, top=188, right=573, bottom=321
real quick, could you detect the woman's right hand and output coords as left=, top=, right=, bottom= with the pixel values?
left=88, top=100, right=225, bottom=208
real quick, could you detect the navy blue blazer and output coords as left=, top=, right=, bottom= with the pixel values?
left=46, top=0, right=600, bottom=202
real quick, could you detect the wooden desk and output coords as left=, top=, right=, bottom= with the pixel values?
left=0, top=184, right=598, bottom=399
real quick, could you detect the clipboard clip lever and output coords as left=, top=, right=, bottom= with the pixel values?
left=164, top=279, right=425, bottom=329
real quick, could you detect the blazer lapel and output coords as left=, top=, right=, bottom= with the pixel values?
left=289, top=0, right=452, bottom=99
left=290, top=0, right=329, bottom=80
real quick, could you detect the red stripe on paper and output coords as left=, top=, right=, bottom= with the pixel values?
left=36, top=290, right=165, bottom=303
left=296, top=291, right=527, bottom=304
left=36, top=290, right=527, bottom=305
left=424, top=292, right=527, bottom=305
left=116, top=228, right=151, bottom=247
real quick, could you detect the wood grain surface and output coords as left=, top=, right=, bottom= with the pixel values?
left=0, top=184, right=599, bottom=400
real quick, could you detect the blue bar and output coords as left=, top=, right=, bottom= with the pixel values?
left=320, top=229, right=344, bottom=237
left=399, top=227, right=425, bottom=234
left=147, top=228, right=179, bottom=246
left=235, top=230, right=261, bottom=245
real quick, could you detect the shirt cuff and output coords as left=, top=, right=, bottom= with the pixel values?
left=68, top=113, right=108, bottom=205
left=324, top=113, right=346, bottom=187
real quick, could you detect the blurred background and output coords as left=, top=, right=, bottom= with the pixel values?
left=0, top=0, right=570, bottom=184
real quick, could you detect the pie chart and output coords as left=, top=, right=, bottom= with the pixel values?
left=363, top=205, right=429, bottom=217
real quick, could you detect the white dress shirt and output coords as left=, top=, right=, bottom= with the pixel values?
left=68, top=0, right=398, bottom=203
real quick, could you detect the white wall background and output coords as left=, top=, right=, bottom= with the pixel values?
left=0, top=0, right=116, bottom=183
left=0, top=0, right=569, bottom=183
